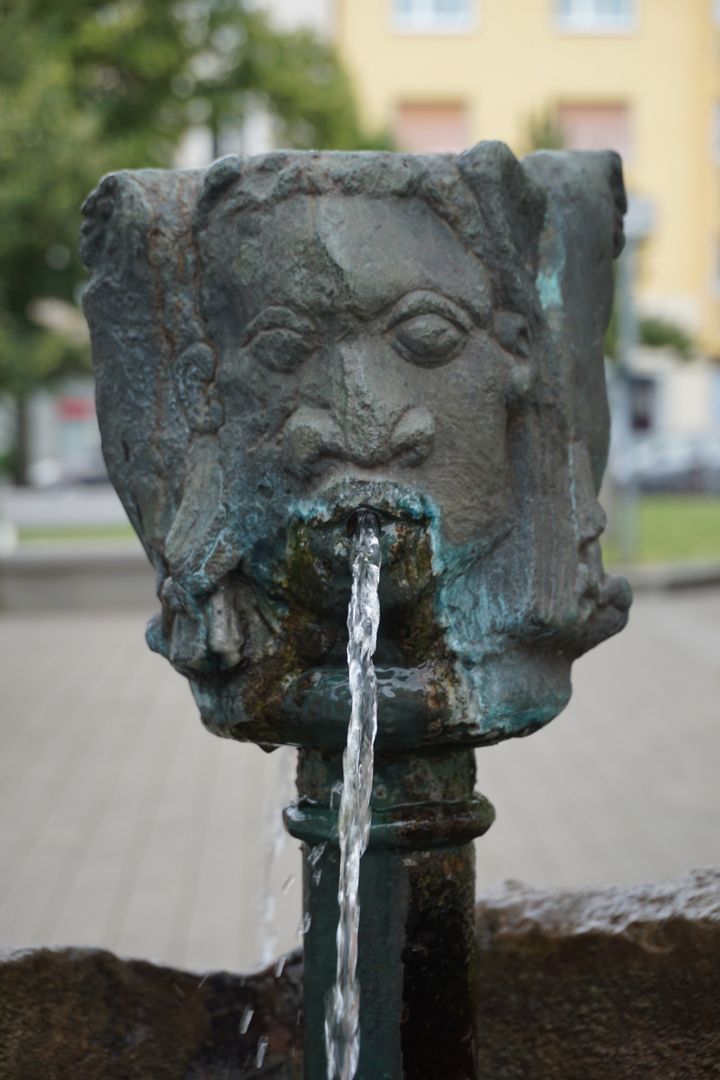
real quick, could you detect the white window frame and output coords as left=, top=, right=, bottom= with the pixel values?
left=554, top=0, right=637, bottom=35
left=712, top=102, right=720, bottom=165
left=712, top=236, right=720, bottom=298
left=392, top=0, right=475, bottom=35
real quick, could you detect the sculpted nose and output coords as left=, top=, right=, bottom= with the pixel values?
left=284, top=340, right=435, bottom=476
left=284, top=404, right=434, bottom=475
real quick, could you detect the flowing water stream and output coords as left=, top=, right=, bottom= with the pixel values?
left=324, top=511, right=382, bottom=1080
left=257, top=745, right=297, bottom=969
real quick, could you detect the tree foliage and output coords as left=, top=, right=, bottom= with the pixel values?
left=604, top=297, right=695, bottom=361
left=637, top=314, right=694, bottom=358
left=521, top=106, right=565, bottom=155
left=0, top=0, right=384, bottom=478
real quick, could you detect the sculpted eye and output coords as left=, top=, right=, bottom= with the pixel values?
left=243, top=306, right=316, bottom=373
left=247, top=327, right=312, bottom=373
left=392, top=312, right=466, bottom=367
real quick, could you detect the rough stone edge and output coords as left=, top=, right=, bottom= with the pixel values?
left=475, top=865, right=720, bottom=940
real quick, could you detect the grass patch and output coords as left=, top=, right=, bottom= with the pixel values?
left=603, top=495, right=720, bottom=565
left=18, top=523, right=135, bottom=544
left=12, top=497, right=720, bottom=565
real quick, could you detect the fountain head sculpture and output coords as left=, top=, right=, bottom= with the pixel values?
left=82, top=140, right=630, bottom=1079
left=82, top=141, right=630, bottom=755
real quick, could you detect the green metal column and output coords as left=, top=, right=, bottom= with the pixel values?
left=285, top=748, right=495, bottom=1080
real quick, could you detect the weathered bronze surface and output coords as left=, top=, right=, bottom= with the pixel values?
left=81, top=143, right=630, bottom=752
left=81, top=142, right=630, bottom=1077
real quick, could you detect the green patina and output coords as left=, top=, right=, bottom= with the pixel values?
left=536, top=265, right=563, bottom=310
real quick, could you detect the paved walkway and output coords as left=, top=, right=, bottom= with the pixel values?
left=0, top=588, right=718, bottom=974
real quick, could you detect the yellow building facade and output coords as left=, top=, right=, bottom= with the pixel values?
left=334, top=0, right=720, bottom=357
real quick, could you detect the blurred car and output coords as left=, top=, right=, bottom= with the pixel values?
left=612, top=433, right=720, bottom=493
left=28, top=449, right=109, bottom=488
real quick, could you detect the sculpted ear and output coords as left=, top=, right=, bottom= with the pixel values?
left=522, top=148, right=625, bottom=317
left=456, top=142, right=547, bottom=404
left=457, top=140, right=548, bottom=281
left=81, top=167, right=206, bottom=554
left=521, top=149, right=627, bottom=489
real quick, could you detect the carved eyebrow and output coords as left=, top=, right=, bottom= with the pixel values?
left=385, top=290, right=479, bottom=331
left=243, top=306, right=317, bottom=343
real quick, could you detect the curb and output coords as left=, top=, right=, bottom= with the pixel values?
left=1, top=543, right=719, bottom=612
left=0, top=541, right=155, bottom=612
left=614, top=560, right=720, bottom=593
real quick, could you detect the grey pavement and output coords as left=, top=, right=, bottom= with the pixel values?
left=0, top=588, right=718, bottom=974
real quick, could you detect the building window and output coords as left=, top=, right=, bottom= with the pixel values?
left=554, top=0, right=635, bottom=32
left=629, top=376, right=656, bottom=434
left=713, top=103, right=720, bottom=163
left=557, top=103, right=632, bottom=159
left=394, top=102, right=470, bottom=153
left=713, top=237, right=720, bottom=296
left=393, top=0, right=473, bottom=33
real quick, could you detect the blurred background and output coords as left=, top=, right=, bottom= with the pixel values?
left=1, top=0, right=718, bottom=975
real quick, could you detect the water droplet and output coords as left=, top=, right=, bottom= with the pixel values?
left=239, top=1005, right=254, bottom=1034
left=298, top=912, right=312, bottom=936
left=308, top=842, right=326, bottom=867
left=330, top=781, right=344, bottom=809
left=257, top=747, right=296, bottom=967
left=274, top=954, right=286, bottom=978
left=255, top=1035, right=269, bottom=1069
left=281, top=873, right=295, bottom=894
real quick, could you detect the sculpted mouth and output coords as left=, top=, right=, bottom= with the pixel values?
left=572, top=565, right=632, bottom=652
left=293, top=476, right=438, bottom=531
left=575, top=534, right=632, bottom=614
left=286, top=476, right=439, bottom=616
left=597, top=572, right=632, bottom=613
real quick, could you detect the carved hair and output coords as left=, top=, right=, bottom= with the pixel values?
left=193, top=142, right=548, bottom=325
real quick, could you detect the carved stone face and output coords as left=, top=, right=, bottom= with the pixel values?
left=81, top=143, right=631, bottom=751
left=204, top=192, right=529, bottom=545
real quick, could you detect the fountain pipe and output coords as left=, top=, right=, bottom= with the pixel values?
left=286, top=749, right=494, bottom=1078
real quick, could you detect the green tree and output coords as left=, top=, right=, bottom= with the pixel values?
left=521, top=106, right=565, bottom=155
left=0, top=0, right=384, bottom=483
left=603, top=289, right=695, bottom=361
left=636, top=314, right=693, bottom=358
